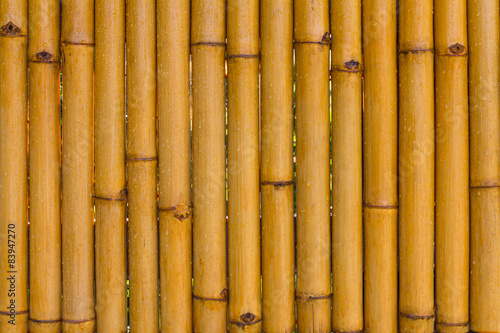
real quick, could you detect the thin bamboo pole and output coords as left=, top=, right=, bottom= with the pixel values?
left=61, top=0, right=95, bottom=332
left=260, top=0, right=294, bottom=329
left=398, top=0, right=435, bottom=331
left=157, top=0, right=192, bottom=330
left=28, top=0, right=61, bottom=331
left=362, top=0, right=398, bottom=331
left=227, top=0, right=261, bottom=331
left=294, top=0, right=331, bottom=329
left=94, top=0, right=127, bottom=331
left=191, top=0, right=227, bottom=330
left=126, top=0, right=158, bottom=331
left=469, top=0, right=500, bottom=330
left=331, top=0, right=363, bottom=331
left=434, top=0, right=469, bottom=331
left=0, top=0, right=28, bottom=331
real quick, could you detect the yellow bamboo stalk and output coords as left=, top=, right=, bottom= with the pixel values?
left=0, top=0, right=28, bottom=331
left=362, top=0, right=398, bottom=331
left=157, top=0, right=192, bottom=330
left=191, top=0, right=227, bottom=330
left=61, top=0, right=95, bottom=332
left=434, top=0, right=468, bottom=331
left=260, top=0, right=294, bottom=329
left=227, top=0, right=261, bottom=331
left=94, top=0, right=127, bottom=331
left=28, top=0, right=61, bottom=331
left=331, top=0, right=362, bottom=331
left=126, top=0, right=158, bottom=331
left=469, top=0, right=500, bottom=330
left=294, top=0, right=331, bottom=330
left=398, top=0, right=435, bottom=331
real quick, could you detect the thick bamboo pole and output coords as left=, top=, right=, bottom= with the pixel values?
left=61, top=0, right=95, bottom=332
left=331, top=0, right=363, bottom=331
left=227, top=0, right=261, bottom=331
left=362, top=0, right=398, bottom=331
left=157, top=0, right=192, bottom=330
left=191, top=0, right=227, bottom=331
left=434, top=0, right=469, bottom=331
left=469, top=0, right=500, bottom=330
left=126, top=0, right=158, bottom=331
left=260, top=0, right=294, bottom=329
left=0, top=1, right=28, bottom=331
left=294, top=0, right=331, bottom=329
left=94, top=0, right=127, bottom=331
left=398, top=0, right=435, bottom=331
left=28, top=0, right=61, bottom=331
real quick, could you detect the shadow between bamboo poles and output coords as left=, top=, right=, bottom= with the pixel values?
left=468, top=0, right=500, bottom=330
left=191, top=0, right=228, bottom=331
left=331, top=0, right=363, bottom=331
left=226, top=0, right=261, bottom=330
left=60, top=0, right=95, bottom=331
left=0, top=1, right=29, bottom=331
left=95, top=0, right=127, bottom=331
left=398, top=0, right=435, bottom=331
left=260, top=0, right=294, bottom=329
left=362, top=0, right=398, bottom=331
left=126, top=0, right=159, bottom=331
left=157, top=0, right=192, bottom=330
left=27, top=0, right=62, bottom=331
left=434, top=0, right=469, bottom=331
left=294, top=0, right=331, bottom=329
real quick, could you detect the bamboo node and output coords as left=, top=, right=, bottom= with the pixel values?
left=35, top=51, right=53, bottom=62
left=448, top=43, right=466, bottom=55
left=240, top=312, right=256, bottom=323
left=436, top=321, right=469, bottom=327
left=344, top=59, right=360, bottom=71
left=174, top=202, right=191, bottom=221
left=399, top=311, right=435, bottom=321
left=229, top=317, right=262, bottom=327
left=260, top=180, right=294, bottom=187
left=220, top=288, right=229, bottom=299
left=322, top=32, right=331, bottom=44
left=295, top=293, right=332, bottom=300
left=1, top=21, right=21, bottom=35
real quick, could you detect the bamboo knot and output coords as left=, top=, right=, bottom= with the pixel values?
left=174, top=201, right=191, bottom=221
left=35, top=51, right=53, bottom=62
left=240, top=312, right=256, bottom=323
left=1, top=21, right=21, bottom=35
left=449, top=43, right=466, bottom=55
left=321, top=32, right=331, bottom=44
left=344, top=59, right=360, bottom=71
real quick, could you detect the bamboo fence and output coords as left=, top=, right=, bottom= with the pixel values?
left=1, top=0, right=499, bottom=332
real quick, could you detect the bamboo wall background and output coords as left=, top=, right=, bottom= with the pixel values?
left=0, top=0, right=499, bottom=332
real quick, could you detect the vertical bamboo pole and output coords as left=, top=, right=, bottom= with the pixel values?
left=434, top=0, right=469, bottom=331
left=126, top=0, right=158, bottom=331
left=260, top=0, right=294, bottom=329
left=95, top=0, right=127, bottom=331
left=294, top=0, right=331, bottom=329
left=0, top=0, right=28, bottom=331
left=469, top=0, right=500, bottom=330
left=157, top=0, right=192, bottom=330
left=61, top=0, right=95, bottom=331
left=28, top=0, right=61, bottom=331
left=398, top=0, right=435, bottom=331
left=362, top=0, right=398, bottom=331
left=227, top=0, right=261, bottom=331
left=331, top=0, right=363, bottom=331
left=191, top=0, right=227, bottom=330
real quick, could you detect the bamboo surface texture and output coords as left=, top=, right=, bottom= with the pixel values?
left=260, top=0, right=294, bottom=329
left=398, top=0, right=435, bottom=331
left=434, top=0, right=469, bottom=331
left=157, top=0, right=192, bottom=330
left=126, top=0, right=159, bottom=331
left=469, top=0, right=500, bottom=331
left=191, top=0, right=227, bottom=331
left=28, top=0, right=62, bottom=331
left=0, top=0, right=28, bottom=331
left=294, top=0, right=331, bottom=329
left=95, top=0, right=127, bottom=331
left=61, top=0, right=95, bottom=331
left=227, top=0, right=262, bottom=331
left=331, top=0, right=363, bottom=331
left=362, top=0, right=398, bottom=331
